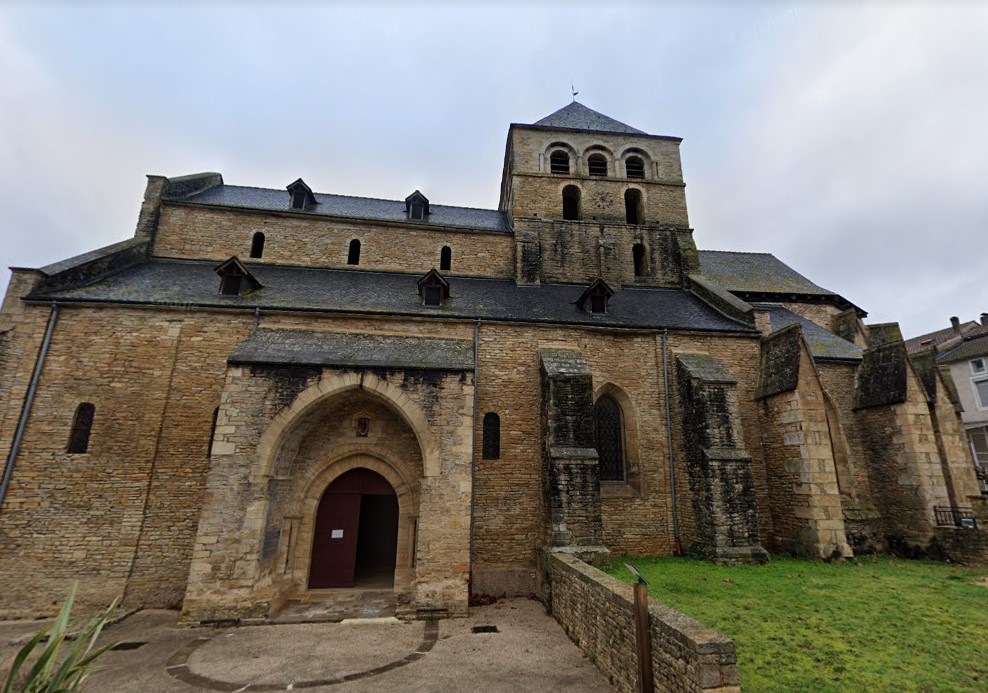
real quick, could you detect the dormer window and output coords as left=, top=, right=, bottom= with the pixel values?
left=214, top=257, right=262, bottom=296
left=286, top=178, right=316, bottom=211
left=405, top=191, right=430, bottom=221
left=576, top=278, right=614, bottom=315
left=587, top=154, right=608, bottom=177
left=417, top=269, right=449, bottom=307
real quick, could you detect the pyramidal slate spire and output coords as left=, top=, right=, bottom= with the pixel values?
left=533, top=101, right=646, bottom=135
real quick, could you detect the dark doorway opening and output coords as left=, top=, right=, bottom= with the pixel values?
left=309, top=467, right=398, bottom=589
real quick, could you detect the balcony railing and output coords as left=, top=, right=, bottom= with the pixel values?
left=934, top=506, right=978, bottom=529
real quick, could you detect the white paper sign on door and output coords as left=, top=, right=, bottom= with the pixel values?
left=331, top=529, right=344, bottom=539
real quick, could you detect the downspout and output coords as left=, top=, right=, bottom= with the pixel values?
left=0, top=302, right=59, bottom=514
left=468, top=317, right=480, bottom=596
left=662, top=329, right=681, bottom=555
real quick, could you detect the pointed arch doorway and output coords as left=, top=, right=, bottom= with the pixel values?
left=309, top=467, right=399, bottom=589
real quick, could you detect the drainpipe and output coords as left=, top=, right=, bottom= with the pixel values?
left=0, top=302, right=59, bottom=514
left=661, top=329, right=681, bottom=555
left=468, top=318, right=480, bottom=595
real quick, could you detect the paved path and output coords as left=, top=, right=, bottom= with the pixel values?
left=1, top=599, right=615, bottom=692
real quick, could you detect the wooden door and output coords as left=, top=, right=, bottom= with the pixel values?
left=309, top=491, right=361, bottom=588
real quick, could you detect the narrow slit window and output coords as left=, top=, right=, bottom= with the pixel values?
left=625, top=156, right=645, bottom=179
left=562, top=185, right=581, bottom=221
left=67, top=402, right=95, bottom=454
left=633, top=243, right=646, bottom=277
left=250, top=232, right=265, bottom=259
left=348, top=239, right=361, bottom=265
left=440, top=246, right=452, bottom=271
left=208, top=407, right=219, bottom=457
left=482, top=413, right=500, bottom=459
left=588, top=154, right=608, bottom=177
left=550, top=151, right=570, bottom=174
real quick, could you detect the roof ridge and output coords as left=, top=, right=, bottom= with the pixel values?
left=194, top=184, right=503, bottom=215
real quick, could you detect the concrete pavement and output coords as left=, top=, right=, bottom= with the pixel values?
left=1, top=598, right=615, bottom=692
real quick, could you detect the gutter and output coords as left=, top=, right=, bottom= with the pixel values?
left=661, top=330, right=681, bottom=554
left=468, top=318, right=480, bottom=596
left=0, top=302, right=59, bottom=514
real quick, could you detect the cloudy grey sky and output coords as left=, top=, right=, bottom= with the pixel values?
left=1, top=1, right=985, bottom=337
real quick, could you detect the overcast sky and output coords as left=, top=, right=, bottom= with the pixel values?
left=1, top=1, right=985, bottom=337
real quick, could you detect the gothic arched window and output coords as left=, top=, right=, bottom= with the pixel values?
left=593, top=395, right=624, bottom=481
left=482, top=412, right=500, bottom=460
left=440, top=246, right=452, bottom=271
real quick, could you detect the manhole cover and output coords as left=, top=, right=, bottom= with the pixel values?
left=471, top=625, right=499, bottom=634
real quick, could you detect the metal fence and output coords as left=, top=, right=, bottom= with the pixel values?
left=933, top=506, right=978, bottom=529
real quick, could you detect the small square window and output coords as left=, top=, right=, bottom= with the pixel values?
left=972, top=358, right=985, bottom=374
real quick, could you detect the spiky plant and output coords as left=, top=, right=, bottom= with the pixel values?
left=1, top=583, right=118, bottom=693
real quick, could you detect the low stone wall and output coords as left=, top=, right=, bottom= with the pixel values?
left=935, top=527, right=988, bottom=565
left=545, top=551, right=740, bottom=692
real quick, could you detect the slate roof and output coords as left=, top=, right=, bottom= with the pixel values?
left=29, top=259, right=756, bottom=334
left=230, top=329, right=474, bottom=371
left=168, top=185, right=512, bottom=233
left=698, top=251, right=835, bottom=296
left=533, top=102, right=646, bottom=135
left=754, top=304, right=863, bottom=362
left=937, top=332, right=988, bottom=364
left=904, top=321, right=980, bottom=355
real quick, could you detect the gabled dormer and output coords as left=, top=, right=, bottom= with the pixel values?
left=214, top=257, right=263, bottom=296
left=576, top=278, right=614, bottom=315
left=286, top=178, right=316, bottom=211
left=405, top=191, right=430, bottom=221
left=417, top=268, right=449, bottom=306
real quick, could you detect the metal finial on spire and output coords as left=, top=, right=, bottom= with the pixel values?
left=571, top=81, right=579, bottom=101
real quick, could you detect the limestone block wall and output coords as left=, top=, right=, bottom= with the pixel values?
left=0, top=306, right=250, bottom=618
left=675, top=353, right=766, bottom=562
left=182, top=364, right=474, bottom=623
left=854, top=345, right=951, bottom=544
left=545, top=551, right=740, bottom=693
left=505, top=126, right=688, bottom=227
left=755, top=333, right=851, bottom=558
left=928, top=373, right=982, bottom=506
left=472, top=327, right=759, bottom=595
left=779, top=302, right=842, bottom=333
left=512, top=218, right=686, bottom=287
left=152, top=204, right=515, bottom=278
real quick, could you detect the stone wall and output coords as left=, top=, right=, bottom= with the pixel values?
left=512, top=219, right=686, bottom=287
left=181, top=363, right=474, bottom=623
left=676, top=353, right=766, bottom=562
left=153, top=204, right=515, bottom=278
left=854, top=345, right=951, bottom=545
left=506, top=126, right=689, bottom=227
left=545, top=551, right=739, bottom=693
left=755, top=328, right=851, bottom=558
left=0, top=306, right=251, bottom=618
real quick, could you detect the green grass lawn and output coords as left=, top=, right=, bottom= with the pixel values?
left=605, top=555, right=988, bottom=692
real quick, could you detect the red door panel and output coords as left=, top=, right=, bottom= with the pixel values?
left=309, top=493, right=361, bottom=588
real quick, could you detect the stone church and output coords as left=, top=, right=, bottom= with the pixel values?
left=0, top=102, right=985, bottom=623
